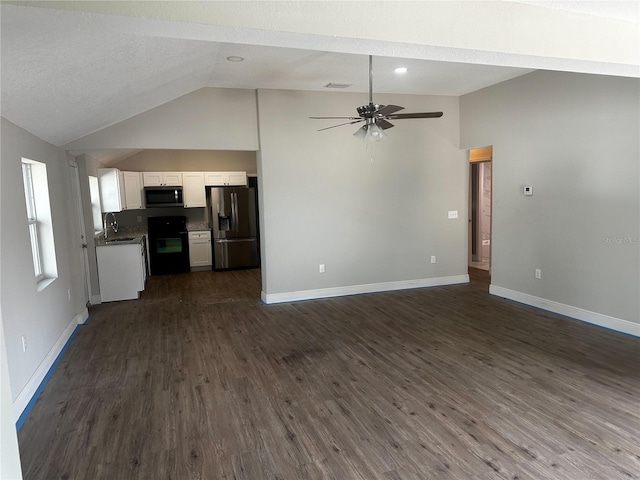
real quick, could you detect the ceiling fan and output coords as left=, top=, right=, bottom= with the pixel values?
left=311, top=55, right=443, bottom=141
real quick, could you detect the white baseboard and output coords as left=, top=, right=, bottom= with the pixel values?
left=74, top=307, right=89, bottom=325
left=489, top=285, right=640, bottom=337
left=13, top=315, right=79, bottom=422
left=262, top=275, right=469, bottom=304
left=91, top=294, right=101, bottom=305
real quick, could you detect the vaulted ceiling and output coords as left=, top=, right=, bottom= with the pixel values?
left=1, top=1, right=638, bottom=149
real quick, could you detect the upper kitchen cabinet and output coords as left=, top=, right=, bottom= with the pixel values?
left=142, top=172, right=182, bottom=187
left=98, top=168, right=145, bottom=212
left=182, top=172, right=206, bottom=208
left=123, top=172, right=143, bottom=210
left=204, top=171, right=247, bottom=186
left=98, top=168, right=125, bottom=212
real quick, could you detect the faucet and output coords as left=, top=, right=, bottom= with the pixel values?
left=103, top=212, right=119, bottom=238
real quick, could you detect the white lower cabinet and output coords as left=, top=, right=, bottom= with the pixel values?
left=188, top=231, right=212, bottom=269
left=96, top=241, right=146, bottom=302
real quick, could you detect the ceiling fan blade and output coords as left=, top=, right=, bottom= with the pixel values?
left=317, top=119, right=364, bottom=131
left=376, top=118, right=395, bottom=130
left=377, top=104, right=404, bottom=116
left=310, top=116, right=360, bottom=120
left=385, top=112, right=444, bottom=119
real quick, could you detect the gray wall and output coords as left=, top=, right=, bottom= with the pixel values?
left=1, top=117, right=87, bottom=409
left=64, top=88, right=259, bottom=151
left=66, top=86, right=469, bottom=302
left=460, top=71, right=639, bottom=324
left=257, top=89, right=468, bottom=298
left=114, top=149, right=257, bottom=173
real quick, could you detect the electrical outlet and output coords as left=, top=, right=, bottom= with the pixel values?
left=448, top=210, right=458, bottom=219
left=319, top=264, right=325, bottom=273
left=137, top=215, right=142, bottom=223
left=430, top=256, right=436, bottom=264
left=535, top=268, right=541, bottom=279
left=21, top=335, right=27, bottom=352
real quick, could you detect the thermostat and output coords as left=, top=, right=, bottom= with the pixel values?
left=524, top=186, right=533, bottom=196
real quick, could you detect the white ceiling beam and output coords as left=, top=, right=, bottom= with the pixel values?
left=10, top=0, right=639, bottom=77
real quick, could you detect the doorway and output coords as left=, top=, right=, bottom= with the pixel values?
left=468, top=146, right=492, bottom=272
left=69, top=161, right=91, bottom=306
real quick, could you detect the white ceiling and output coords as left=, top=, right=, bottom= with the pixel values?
left=1, top=1, right=638, bottom=151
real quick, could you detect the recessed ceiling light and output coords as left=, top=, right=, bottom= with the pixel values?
left=394, top=67, right=408, bottom=74
left=226, top=56, right=245, bottom=62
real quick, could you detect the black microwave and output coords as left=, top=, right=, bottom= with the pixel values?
left=144, top=186, right=183, bottom=207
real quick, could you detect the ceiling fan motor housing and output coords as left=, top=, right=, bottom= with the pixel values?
left=357, top=103, right=383, bottom=118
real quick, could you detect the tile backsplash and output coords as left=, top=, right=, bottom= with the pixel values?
left=114, top=207, right=208, bottom=229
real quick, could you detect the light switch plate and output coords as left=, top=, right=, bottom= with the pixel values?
left=448, top=210, right=458, bottom=219
left=524, top=186, right=533, bottom=196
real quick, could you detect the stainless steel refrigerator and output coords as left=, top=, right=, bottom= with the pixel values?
left=209, top=187, right=259, bottom=270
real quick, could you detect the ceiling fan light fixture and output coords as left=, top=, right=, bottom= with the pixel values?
left=353, top=125, right=368, bottom=140
left=365, top=123, right=386, bottom=142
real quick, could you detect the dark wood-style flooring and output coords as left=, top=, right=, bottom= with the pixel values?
left=18, top=268, right=640, bottom=479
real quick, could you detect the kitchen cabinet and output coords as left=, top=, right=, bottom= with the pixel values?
left=142, top=171, right=183, bottom=187
left=188, top=231, right=212, bottom=269
left=123, top=171, right=143, bottom=209
left=182, top=172, right=206, bottom=208
left=98, top=168, right=144, bottom=212
left=204, top=171, right=247, bottom=186
left=97, top=168, right=126, bottom=212
left=96, top=239, right=147, bottom=302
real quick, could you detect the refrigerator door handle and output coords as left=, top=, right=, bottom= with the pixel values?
left=232, top=192, right=239, bottom=233
left=215, top=238, right=256, bottom=243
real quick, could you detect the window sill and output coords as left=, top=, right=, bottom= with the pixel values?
left=36, top=276, right=56, bottom=292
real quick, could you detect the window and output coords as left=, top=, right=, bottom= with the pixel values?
left=88, top=176, right=103, bottom=234
left=22, top=163, right=43, bottom=278
left=21, top=158, right=57, bottom=288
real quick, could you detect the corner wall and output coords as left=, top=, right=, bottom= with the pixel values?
left=1, top=117, right=88, bottom=420
left=257, top=89, right=468, bottom=301
left=460, top=71, right=640, bottom=331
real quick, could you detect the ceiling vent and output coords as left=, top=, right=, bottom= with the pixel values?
left=324, top=83, right=352, bottom=89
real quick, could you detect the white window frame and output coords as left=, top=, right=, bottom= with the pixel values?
left=22, top=162, right=44, bottom=280
left=21, top=158, right=57, bottom=290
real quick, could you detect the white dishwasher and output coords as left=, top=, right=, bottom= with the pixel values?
left=188, top=230, right=212, bottom=271
left=96, top=239, right=146, bottom=302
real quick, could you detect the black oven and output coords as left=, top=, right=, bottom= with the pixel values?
left=144, top=186, right=183, bottom=208
left=148, top=216, right=189, bottom=275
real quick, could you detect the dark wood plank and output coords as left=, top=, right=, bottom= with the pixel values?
left=17, top=268, right=640, bottom=479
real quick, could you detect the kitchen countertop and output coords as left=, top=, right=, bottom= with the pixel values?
left=186, top=222, right=211, bottom=231
left=95, top=232, right=145, bottom=247
left=95, top=222, right=210, bottom=246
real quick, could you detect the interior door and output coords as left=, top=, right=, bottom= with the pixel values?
left=69, top=162, right=91, bottom=307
